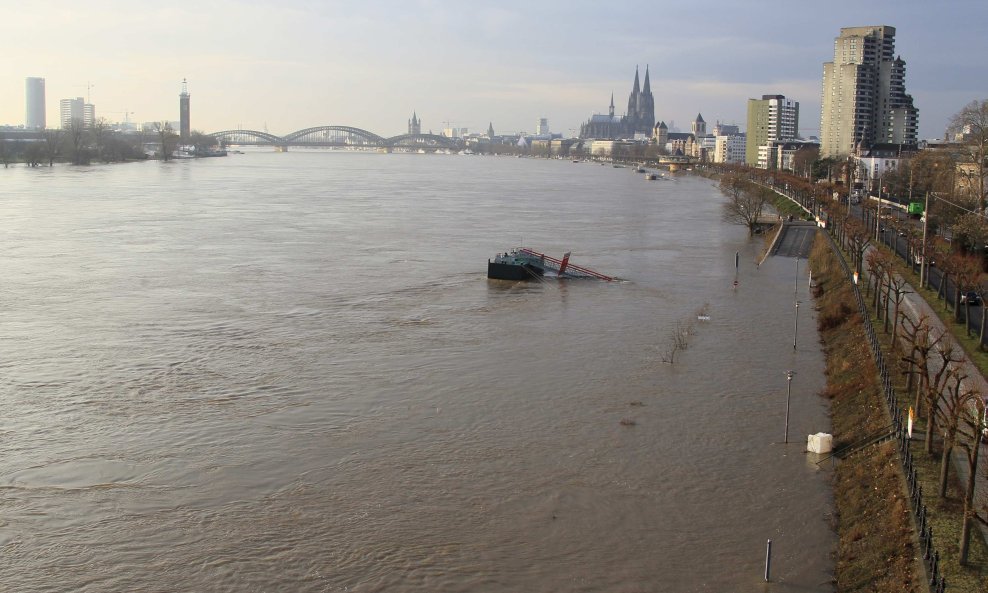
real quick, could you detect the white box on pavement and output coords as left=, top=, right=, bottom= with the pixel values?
left=807, top=433, right=833, bottom=454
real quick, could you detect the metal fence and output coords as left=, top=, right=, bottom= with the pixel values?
left=824, top=229, right=947, bottom=592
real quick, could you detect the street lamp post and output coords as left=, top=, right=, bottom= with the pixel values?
left=795, top=258, right=800, bottom=298
left=875, top=173, right=883, bottom=243
left=919, top=190, right=931, bottom=288
left=847, top=157, right=854, bottom=217
left=793, top=301, right=800, bottom=350
left=784, top=370, right=794, bottom=443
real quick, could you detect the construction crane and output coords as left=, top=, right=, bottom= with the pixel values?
left=441, top=120, right=458, bottom=138
left=104, top=110, right=133, bottom=124
left=75, top=81, right=95, bottom=103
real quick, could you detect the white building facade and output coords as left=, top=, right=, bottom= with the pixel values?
left=60, top=97, right=95, bottom=128
left=26, top=77, right=46, bottom=129
left=714, top=133, right=746, bottom=164
left=746, top=95, right=799, bottom=167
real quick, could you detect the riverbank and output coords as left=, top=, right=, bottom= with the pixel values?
left=809, top=233, right=925, bottom=591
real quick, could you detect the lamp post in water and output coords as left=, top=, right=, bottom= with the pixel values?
left=794, top=258, right=799, bottom=298
left=793, top=301, right=800, bottom=350
left=785, top=370, right=795, bottom=443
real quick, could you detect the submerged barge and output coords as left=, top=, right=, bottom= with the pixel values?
left=487, top=248, right=613, bottom=281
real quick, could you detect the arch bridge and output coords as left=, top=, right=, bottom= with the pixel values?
left=208, top=126, right=460, bottom=150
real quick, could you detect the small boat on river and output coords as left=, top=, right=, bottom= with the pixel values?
left=487, top=248, right=614, bottom=281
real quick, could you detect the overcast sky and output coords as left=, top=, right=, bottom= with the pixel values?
left=3, top=0, right=986, bottom=140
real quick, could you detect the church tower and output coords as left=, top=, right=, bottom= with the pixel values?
left=408, top=112, right=421, bottom=135
left=654, top=121, right=668, bottom=149
left=692, top=113, right=706, bottom=137
left=578, top=66, right=657, bottom=140
left=627, top=66, right=641, bottom=122
left=640, top=65, right=655, bottom=132
left=625, top=65, right=655, bottom=136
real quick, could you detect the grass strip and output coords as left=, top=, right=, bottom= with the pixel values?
left=810, top=233, right=925, bottom=592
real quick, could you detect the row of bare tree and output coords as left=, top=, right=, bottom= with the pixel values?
left=900, top=310, right=982, bottom=563
left=832, top=218, right=985, bottom=563
left=0, top=121, right=219, bottom=167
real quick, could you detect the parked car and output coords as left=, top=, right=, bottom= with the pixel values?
left=960, top=291, right=982, bottom=306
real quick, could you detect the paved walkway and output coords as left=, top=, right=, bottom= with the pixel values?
left=888, top=264, right=988, bottom=545
left=763, top=182, right=988, bottom=546
left=771, top=221, right=818, bottom=259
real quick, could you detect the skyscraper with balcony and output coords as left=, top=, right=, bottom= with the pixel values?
left=820, top=26, right=918, bottom=158
left=26, top=77, right=46, bottom=129
left=745, top=95, right=799, bottom=167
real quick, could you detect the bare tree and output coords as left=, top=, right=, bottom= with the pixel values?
left=923, top=339, right=966, bottom=455
left=659, top=305, right=708, bottom=364
left=24, top=141, right=44, bottom=167
left=91, top=117, right=110, bottom=163
left=885, top=265, right=911, bottom=345
left=935, top=371, right=973, bottom=498
left=951, top=212, right=988, bottom=256
left=974, top=281, right=988, bottom=347
left=792, top=146, right=819, bottom=179
left=952, top=255, right=983, bottom=332
left=935, top=250, right=959, bottom=307
left=720, top=173, right=769, bottom=235
left=866, top=250, right=891, bottom=320
left=960, top=397, right=986, bottom=565
left=948, top=99, right=988, bottom=212
left=66, top=119, right=90, bottom=165
left=40, top=128, right=63, bottom=166
left=154, top=121, right=178, bottom=161
left=900, top=314, right=930, bottom=406
left=829, top=206, right=849, bottom=251
left=189, top=130, right=217, bottom=157
left=0, top=131, right=9, bottom=168
left=845, top=217, right=870, bottom=277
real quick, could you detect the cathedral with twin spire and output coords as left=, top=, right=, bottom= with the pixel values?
left=579, top=66, right=655, bottom=140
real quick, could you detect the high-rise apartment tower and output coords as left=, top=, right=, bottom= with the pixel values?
left=60, top=97, right=95, bottom=128
left=26, top=77, right=46, bottom=129
left=745, top=95, right=799, bottom=167
left=820, top=26, right=918, bottom=157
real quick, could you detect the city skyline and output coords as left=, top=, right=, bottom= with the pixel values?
left=2, top=1, right=987, bottom=139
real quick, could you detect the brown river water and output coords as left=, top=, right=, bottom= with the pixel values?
left=1, top=152, right=835, bottom=592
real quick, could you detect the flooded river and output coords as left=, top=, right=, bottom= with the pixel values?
left=1, top=152, right=834, bottom=592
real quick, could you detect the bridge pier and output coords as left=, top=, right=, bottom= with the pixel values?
left=275, top=145, right=289, bottom=152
